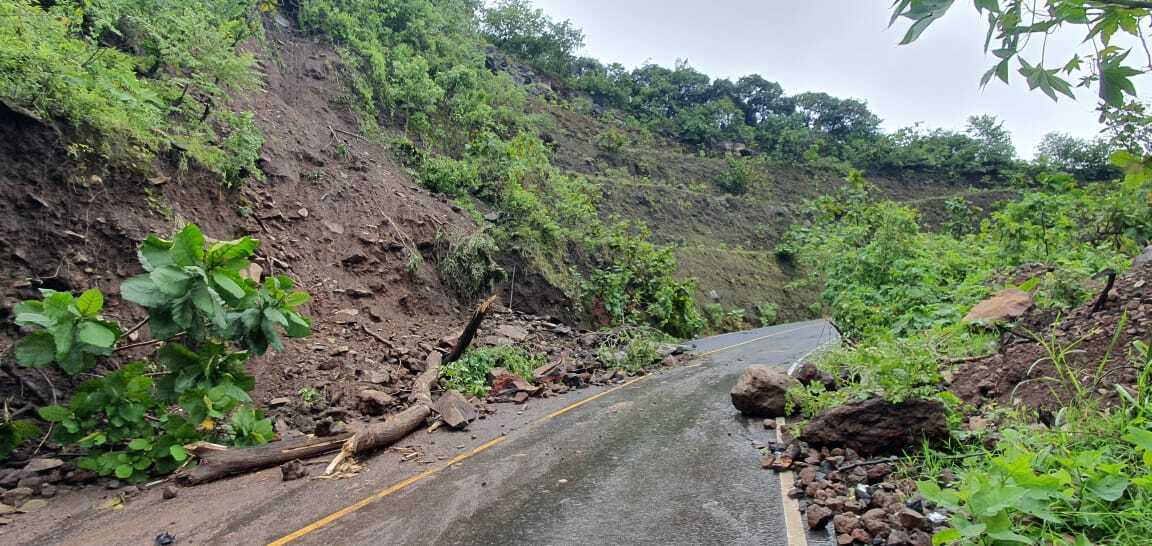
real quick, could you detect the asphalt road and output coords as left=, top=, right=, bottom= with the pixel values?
left=288, top=319, right=838, bottom=546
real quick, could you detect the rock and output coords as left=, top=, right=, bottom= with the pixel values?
left=1, top=487, right=32, bottom=506
left=17, top=498, right=47, bottom=512
left=480, top=336, right=514, bottom=347
left=836, top=534, right=853, bottom=546
left=886, top=529, right=911, bottom=546
left=1133, top=245, right=1152, bottom=267
left=730, top=365, right=800, bottom=417
left=832, top=512, right=860, bottom=535
left=22, top=458, right=64, bottom=474
left=0, top=504, right=15, bottom=515
left=926, top=512, right=948, bottom=525
left=162, top=485, right=179, bottom=500
left=280, top=460, right=308, bottom=481
left=962, top=288, right=1034, bottom=324
left=894, top=508, right=928, bottom=531
left=797, top=465, right=819, bottom=486
left=494, top=325, right=529, bottom=342
left=850, top=528, right=872, bottom=544
left=489, top=370, right=539, bottom=397
left=861, top=508, right=891, bottom=537
left=435, top=391, right=478, bottom=429
left=909, top=530, right=933, bottom=546
left=763, top=418, right=777, bottom=430
left=268, top=397, right=292, bottom=407
left=866, top=463, right=893, bottom=484
left=324, top=221, right=344, bottom=235
left=799, top=398, right=949, bottom=455
left=17, top=476, right=42, bottom=491
left=806, top=505, right=833, bottom=529
left=792, top=362, right=836, bottom=390
left=38, top=484, right=56, bottom=498
left=357, top=389, right=396, bottom=416
left=366, top=370, right=391, bottom=385
left=871, top=489, right=904, bottom=511
left=513, top=391, right=530, bottom=404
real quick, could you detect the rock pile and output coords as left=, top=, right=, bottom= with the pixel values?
left=762, top=438, right=949, bottom=546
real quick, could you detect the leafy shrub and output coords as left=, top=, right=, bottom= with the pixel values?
left=595, top=326, right=671, bottom=373
left=0, top=0, right=266, bottom=180
left=14, top=288, right=122, bottom=375
left=419, top=156, right=480, bottom=197
left=17, top=224, right=311, bottom=477
left=439, top=347, right=543, bottom=397
left=434, top=229, right=504, bottom=302
left=595, top=129, right=628, bottom=153
left=715, top=154, right=759, bottom=194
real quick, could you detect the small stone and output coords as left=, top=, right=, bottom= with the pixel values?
left=281, top=460, right=308, bottom=481
left=894, top=508, right=928, bottom=530
left=38, top=484, right=56, bottom=498
left=0, top=504, right=16, bottom=515
left=832, top=512, right=860, bottom=535
left=850, top=528, right=872, bottom=544
left=22, top=458, right=64, bottom=474
left=909, top=530, right=933, bottom=546
left=806, top=505, right=834, bottom=529
left=886, top=529, right=911, bottom=546
left=268, top=397, right=292, bottom=407
left=763, top=419, right=777, bottom=430
left=866, top=463, right=893, bottom=483
left=836, top=534, right=853, bottom=546
left=162, top=485, right=179, bottom=500
left=358, top=389, right=396, bottom=416
left=18, top=498, right=47, bottom=512
left=297, top=207, right=309, bottom=218
left=494, top=324, right=529, bottom=342
left=1, top=487, right=33, bottom=506
left=862, top=508, right=891, bottom=537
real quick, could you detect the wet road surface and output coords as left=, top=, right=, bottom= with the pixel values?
left=290, top=320, right=838, bottom=546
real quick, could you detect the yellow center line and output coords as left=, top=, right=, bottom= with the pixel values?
left=268, top=323, right=816, bottom=545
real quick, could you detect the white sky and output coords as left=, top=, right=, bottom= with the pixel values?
left=530, top=0, right=1120, bottom=157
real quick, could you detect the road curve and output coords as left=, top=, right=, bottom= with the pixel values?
left=285, top=319, right=838, bottom=546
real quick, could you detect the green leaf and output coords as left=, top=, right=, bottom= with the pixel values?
left=75, top=288, right=104, bottom=317
left=169, top=444, right=188, bottom=462
left=170, top=225, right=206, bottom=267
left=76, top=322, right=117, bottom=349
left=284, top=291, right=311, bottom=307
left=284, top=312, right=312, bottom=338
left=127, top=438, right=152, bottom=451
left=931, top=528, right=962, bottom=546
left=138, top=235, right=174, bottom=271
left=120, top=276, right=169, bottom=308
left=15, top=333, right=56, bottom=367
left=207, top=237, right=259, bottom=267
left=150, top=266, right=195, bottom=297
left=114, top=464, right=134, bottom=479
left=1124, top=427, right=1152, bottom=451
left=37, top=405, right=72, bottom=422
left=212, top=271, right=246, bottom=299
left=1087, top=474, right=1129, bottom=502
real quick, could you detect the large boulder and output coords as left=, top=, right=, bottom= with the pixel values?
left=962, top=289, right=1033, bottom=324
left=799, top=398, right=948, bottom=455
left=730, top=366, right=800, bottom=417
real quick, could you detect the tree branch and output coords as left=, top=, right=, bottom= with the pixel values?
left=1091, top=0, right=1152, bottom=10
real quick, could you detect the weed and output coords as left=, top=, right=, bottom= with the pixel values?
left=439, top=347, right=543, bottom=397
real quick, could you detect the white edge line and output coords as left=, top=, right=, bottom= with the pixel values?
left=777, top=416, right=808, bottom=546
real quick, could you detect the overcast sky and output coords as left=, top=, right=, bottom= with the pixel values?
left=530, top=0, right=1112, bottom=157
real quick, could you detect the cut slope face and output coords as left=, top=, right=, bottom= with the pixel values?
left=0, top=22, right=477, bottom=428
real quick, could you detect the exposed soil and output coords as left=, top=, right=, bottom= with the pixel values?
left=949, top=261, right=1152, bottom=409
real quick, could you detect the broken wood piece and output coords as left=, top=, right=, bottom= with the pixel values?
left=176, top=433, right=352, bottom=485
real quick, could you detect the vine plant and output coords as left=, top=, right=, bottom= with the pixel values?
left=9, top=224, right=311, bottom=480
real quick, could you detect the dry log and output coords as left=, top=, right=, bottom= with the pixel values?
left=177, top=295, right=499, bottom=485
left=324, top=295, right=497, bottom=474
left=177, top=433, right=352, bottom=485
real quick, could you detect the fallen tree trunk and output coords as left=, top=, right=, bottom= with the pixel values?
left=176, top=295, right=498, bottom=485
left=325, top=295, right=497, bottom=474
left=177, top=434, right=352, bottom=485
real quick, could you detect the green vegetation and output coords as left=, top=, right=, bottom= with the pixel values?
left=439, top=346, right=543, bottom=397
left=594, top=326, right=673, bottom=373
left=0, top=0, right=267, bottom=184
left=299, top=0, right=704, bottom=337
left=780, top=4, right=1152, bottom=542
left=14, top=225, right=310, bottom=479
